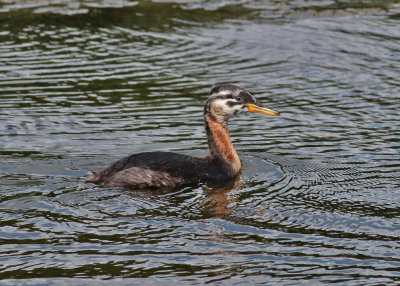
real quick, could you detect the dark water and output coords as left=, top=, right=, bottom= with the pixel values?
left=1, top=0, right=400, bottom=285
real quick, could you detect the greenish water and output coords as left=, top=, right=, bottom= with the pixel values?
left=1, top=0, right=400, bottom=285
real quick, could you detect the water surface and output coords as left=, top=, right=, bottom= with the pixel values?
left=1, top=0, right=400, bottom=285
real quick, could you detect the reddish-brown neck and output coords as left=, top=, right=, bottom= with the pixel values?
left=204, top=114, right=242, bottom=177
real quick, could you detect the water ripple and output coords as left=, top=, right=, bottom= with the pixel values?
left=1, top=0, right=400, bottom=284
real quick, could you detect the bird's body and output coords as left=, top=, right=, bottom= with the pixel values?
left=87, top=84, right=279, bottom=189
left=87, top=152, right=230, bottom=189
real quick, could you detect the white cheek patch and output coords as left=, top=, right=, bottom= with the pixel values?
left=211, top=99, right=244, bottom=121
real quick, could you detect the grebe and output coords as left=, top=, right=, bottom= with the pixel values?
left=87, top=84, right=280, bottom=189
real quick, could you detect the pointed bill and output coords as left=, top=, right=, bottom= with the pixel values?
left=244, top=103, right=280, bottom=116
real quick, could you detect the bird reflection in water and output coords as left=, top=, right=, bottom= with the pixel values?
left=201, top=175, right=242, bottom=218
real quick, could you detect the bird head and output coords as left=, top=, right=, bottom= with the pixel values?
left=205, top=84, right=280, bottom=122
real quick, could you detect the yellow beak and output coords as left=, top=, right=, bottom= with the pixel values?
left=244, top=103, right=280, bottom=116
